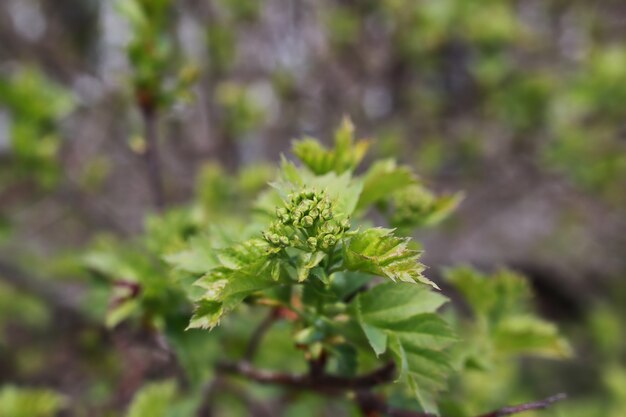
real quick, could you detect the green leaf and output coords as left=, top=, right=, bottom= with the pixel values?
left=164, top=236, right=219, bottom=274
left=272, top=165, right=363, bottom=220
left=356, top=283, right=448, bottom=327
left=106, top=299, right=140, bottom=328
left=0, top=386, right=66, bottom=417
left=357, top=159, right=418, bottom=210
left=446, top=266, right=572, bottom=363
left=445, top=267, right=530, bottom=321
left=493, top=315, right=573, bottom=359
left=188, top=300, right=223, bottom=330
left=292, top=117, right=369, bottom=175
left=296, top=251, right=326, bottom=282
left=189, top=239, right=284, bottom=329
left=329, top=271, right=373, bottom=300
left=360, top=322, right=388, bottom=356
left=330, top=344, right=358, bottom=376
left=353, top=283, right=455, bottom=412
left=389, top=185, right=462, bottom=232
left=344, top=228, right=436, bottom=288
left=421, top=193, right=464, bottom=227
left=126, top=380, right=177, bottom=417
left=389, top=334, right=450, bottom=414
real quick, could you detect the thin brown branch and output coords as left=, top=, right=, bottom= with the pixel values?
left=216, top=360, right=396, bottom=395
left=243, top=308, right=280, bottom=362
left=355, top=391, right=434, bottom=417
left=355, top=391, right=566, bottom=417
left=476, top=393, right=567, bottom=417
left=141, top=107, right=165, bottom=209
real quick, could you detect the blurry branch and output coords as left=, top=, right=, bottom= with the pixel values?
left=59, top=182, right=133, bottom=236
left=215, top=357, right=565, bottom=417
left=215, top=360, right=396, bottom=394
left=476, top=394, right=567, bottom=417
left=0, top=258, right=86, bottom=319
left=197, top=375, right=275, bottom=417
left=140, top=106, right=166, bottom=209
left=243, top=308, right=280, bottom=362
left=355, top=392, right=567, bottom=417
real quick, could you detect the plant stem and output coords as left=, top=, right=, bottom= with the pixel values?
left=141, top=107, right=165, bottom=209
left=244, top=308, right=280, bottom=362
left=476, top=393, right=567, bottom=417
left=215, top=360, right=396, bottom=395
left=355, top=391, right=567, bottom=417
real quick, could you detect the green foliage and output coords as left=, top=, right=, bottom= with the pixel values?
left=119, top=0, right=196, bottom=111
left=447, top=267, right=572, bottom=360
left=353, top=283, right=453, bottom=411
left=126, top=380, right=177, bottom=417
left=2, top=0, right=622, bottom=415
left=164, top=121, right=567, bottom=415
left=344, top=228, right=432, bottom=287
left=0, top=386, right=66, bottom=417
left=0, top=68, right=73, bottom=187
left=437, top=267, right=572, bottom=416
left=292, top=118, right=369, bottom=175
left=215, top=82, right=265, bottom=138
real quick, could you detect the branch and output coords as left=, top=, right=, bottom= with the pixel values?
left=216, top=360, right=396, bottom=395
left=243, top=308, right=280, bottom=362
left=141, top=106, right=165, bottom=209
left=476, top=393, right=567, bottom=417
left=355, top=391, right=566, bottom=417
left=355, top=391, right=434, bottom=417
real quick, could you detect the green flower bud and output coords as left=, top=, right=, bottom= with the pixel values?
left=302, top=216, right=314, bottom=227
left=279, top=236, right=290, bottom=245
left=307, top=237, right=318, bottom=248
left=269, top=233, right=280, bottom=244
left=321, top=234, right=337, bottom=249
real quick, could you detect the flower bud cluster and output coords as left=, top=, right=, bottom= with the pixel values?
left=263, top=189, right=350, bottom=251
left=391, top=185, right=436, bottom=227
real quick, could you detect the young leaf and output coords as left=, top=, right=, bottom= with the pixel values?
left=292, top=117, right=369, bottom=175
left=164, top=236, right=219, bottom=274
left=353, top=283, right=455, bottom=412
left=296, top=251, right=326, bottom=282
left=189, top=239, right=283, bottom=329
left=446, top=267, right=573, bottom=362
left=389, top=185, right=462, bottom=231
left=344, top=228, right=436, bottom=288
left=127, top=380, right=177, bottom=417
left=357, top=159, right=418, bottom=210
left=272, top=164, right=363, bottom=220
left=493, top=315, right=573, bottom=358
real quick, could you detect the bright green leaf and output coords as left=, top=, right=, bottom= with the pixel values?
left=126, top=380, right=176, bottom=417
left=357, top=160, right=417, bottom=210
left=344, top=228, right=436, bottom=288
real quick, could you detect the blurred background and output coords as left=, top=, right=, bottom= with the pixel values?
left=0, top=0, right=625, bottom=416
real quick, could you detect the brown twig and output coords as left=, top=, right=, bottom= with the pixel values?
left=243, top=308, right=280, bottom=362
left=140, top=106, right=165, bottom=209
left=476, top=393, right=567, bottom=417
left=356, top=390, right=434, bottom=417
left=355, top=390, right=566, bottom=417
left=216, top=360, right=396, bottom=395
